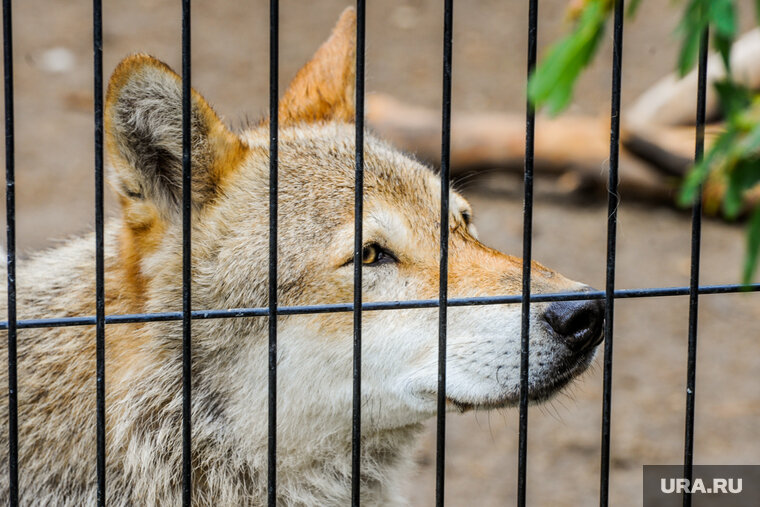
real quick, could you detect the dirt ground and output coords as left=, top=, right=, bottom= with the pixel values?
left=1, top=0, right=759, bottom=505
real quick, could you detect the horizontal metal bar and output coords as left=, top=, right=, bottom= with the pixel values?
left=1, top=283, right=757, bottom=330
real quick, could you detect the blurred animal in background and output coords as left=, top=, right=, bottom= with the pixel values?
left=367, top=28, right=760, bottom=217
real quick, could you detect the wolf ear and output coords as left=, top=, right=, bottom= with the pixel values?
left=105, top=54, right=247, bottom=218
left=278, top=7, right=356, bottom=125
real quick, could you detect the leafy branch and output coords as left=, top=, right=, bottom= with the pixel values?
left=528, top=0, right=760, bottom=284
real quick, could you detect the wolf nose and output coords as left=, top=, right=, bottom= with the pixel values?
left=543, top=295, right=605, bottom=351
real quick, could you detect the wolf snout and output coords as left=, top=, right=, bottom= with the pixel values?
left=542, top=293, right=605, bottom=351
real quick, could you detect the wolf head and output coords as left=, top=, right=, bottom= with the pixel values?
left=104, top=8, right=602, bottom=437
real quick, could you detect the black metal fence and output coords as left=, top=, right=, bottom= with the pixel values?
left=2, top=1, right=760, bottom=506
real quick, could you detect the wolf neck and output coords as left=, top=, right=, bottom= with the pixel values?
left=271, top=425, right=421, bottom=506
left=116, top=368, right=421, bottom=505
left=195, top=360, right=423, bottom=505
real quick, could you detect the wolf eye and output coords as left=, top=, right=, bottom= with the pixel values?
left=361, top=243, right=396, bottom=266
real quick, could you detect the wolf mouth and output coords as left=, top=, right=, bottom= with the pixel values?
left=445, top=345, right=599, bottom=412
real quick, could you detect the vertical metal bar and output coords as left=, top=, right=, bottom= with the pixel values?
left=435, top=1, right=453, bottom=505
left=2, top=0, right=17, bottom=504
left=517, top=0, right=538, bottom=504
left=267, top=0, right=278, bottom=505
left=599, top=0, right=625, bottom=505
left=351, top=1, right=366, bottom=506
left=181, top=0, right=192, bottom=504
left=93, top=0, right=106, bottom=504
left=682, top=26, right=708, bottom=507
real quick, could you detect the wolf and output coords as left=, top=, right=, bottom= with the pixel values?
left=0, top=8, right=603, bottom=506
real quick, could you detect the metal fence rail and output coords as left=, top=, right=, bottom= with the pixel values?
left=180, top=1, right=193, bottom=504
left=267, top=1, right=279, bottom=506
left=2, top=1, right=757, bottom=506
left=517, top=0, right=537, bottom=502
left=92, top=0, right=106, bottom=504
left=599, top=0, right=625, bottom=503
left=683, top=24, right=710, bottom=507
left=436, top=1, right=453, bottom=505
left=3, top=0, right=16, bottom=504
left=352, top=2, right=366, bottom=505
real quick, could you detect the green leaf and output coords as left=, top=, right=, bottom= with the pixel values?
left=713, top=79, right=752, bottom=118
left=528, top=0, right=609, bottom=114
left=678, top=0, right=735, bottom=76
left=723, top=160, right=760, bottom=218
left=627, top=0, right=643, bottom=17
left=713, top=32, right=733, bottom=73
left=708, top=0, right=736, bottom=72
left=678, top=162, right=710, bottom=206
left=677, top=22, right=703, bottom=76
left=742, top=206, right=760, bottom=285
left=676, top=0, right=704, bottom=76
left=707, top=0, right=736, bottom=37
left=678, top=131, right=736, bottom=206
left=733, top=119, right=760, bottom=161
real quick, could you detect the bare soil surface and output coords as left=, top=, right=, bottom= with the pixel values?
left=1, top=1, right=758, bottom=505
